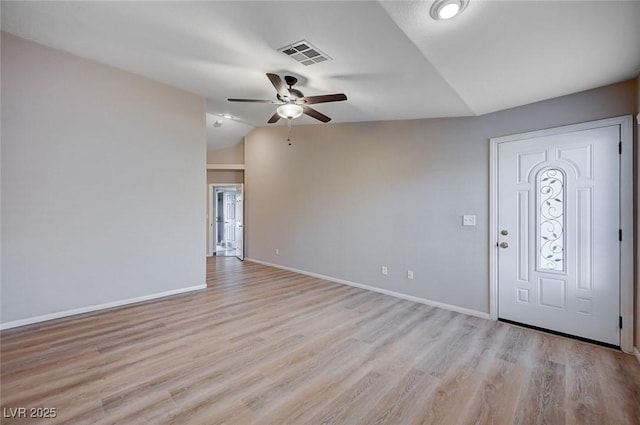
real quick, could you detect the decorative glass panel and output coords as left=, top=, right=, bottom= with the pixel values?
left=539, top=168, right=564, bottom=271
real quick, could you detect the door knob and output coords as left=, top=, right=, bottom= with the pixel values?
left=499, top=242, right=509, bottom=248
left=500, top=229, right=508, bottom=236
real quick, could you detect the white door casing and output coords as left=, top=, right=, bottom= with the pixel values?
left=490, top=116, right=633, bottom=352
left=208, top=183, right=245, bottom=259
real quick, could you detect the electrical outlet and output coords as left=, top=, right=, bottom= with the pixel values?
left=275, top=248, right=280, bottom=255
left=381, top=266, right=388, bottom=275
left=407, top=270, right=414, bottom=280
left=462, top=215, right=476, bottom=226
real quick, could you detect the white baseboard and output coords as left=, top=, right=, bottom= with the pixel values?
left=635, top=347, right=640, bottom=365
left=246, top=258, right=491, bottom=320
left=0, top=284, right=207, bottom=331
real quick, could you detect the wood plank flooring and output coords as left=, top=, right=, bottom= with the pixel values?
left=1, top=257, right=639, bottom=424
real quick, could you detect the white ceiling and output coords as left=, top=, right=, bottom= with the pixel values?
left=2, top=1, right=639, bottom=152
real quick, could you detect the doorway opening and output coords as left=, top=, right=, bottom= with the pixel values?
left=209, top=183, right=244, bottom=260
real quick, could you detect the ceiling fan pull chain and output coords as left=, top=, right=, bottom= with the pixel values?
left=287, top=118, right=293, bottom=146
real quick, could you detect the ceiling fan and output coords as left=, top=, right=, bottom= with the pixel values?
left=228, top=73, right=347, bottom=124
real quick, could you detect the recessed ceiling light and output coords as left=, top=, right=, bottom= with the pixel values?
left=430, top=0, right=469, bottom=20
left=222, top=113, right=233, bottom=119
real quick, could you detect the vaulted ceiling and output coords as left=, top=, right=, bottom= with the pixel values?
left=2, top=1, right=639, bottom=152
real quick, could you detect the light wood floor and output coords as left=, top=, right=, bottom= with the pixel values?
left=1, top=257, right=639, bottom=424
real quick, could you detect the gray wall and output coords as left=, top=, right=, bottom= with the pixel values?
left=207, top=170, right=244, bottom=185
left=245, top=79, right=636, bottom=315
left=1, top=33, right=207, bottom=325
left=207, top=141, right=245, bottom=164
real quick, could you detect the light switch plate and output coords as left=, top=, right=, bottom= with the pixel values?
left=462, top=215, right=476, bottom=226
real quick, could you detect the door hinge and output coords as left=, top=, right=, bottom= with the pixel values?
left=619, top=141, right=622, bottom=154
left=619, top=229, right=622, bottom=242
left=619, top=316, right=623, bottom=329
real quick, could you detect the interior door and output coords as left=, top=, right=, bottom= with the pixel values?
left=215, top=191, right=224, bottom=246
left=497, top=125, right=620, bottom=345
left=224, top=192, right=236, bottom=248
left=235, top=184, right=244, bottom=260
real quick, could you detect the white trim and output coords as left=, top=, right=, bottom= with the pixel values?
left=246, top=258, right=491, bottom=320
left=209, top=183, right=240, bottom=256
left=619, top=116, right=634, bottom=354
left=489, top=135, right=499, bottom=321
left=489, top=115, right=634, bottom=353
left=0, top=284, right=206, bottom=331
left=208, top=183, right=244, bottom=258
left=207, top=163, right=244, bottom=170
left=208, top=183, right=215, bottom=256
left=635, top=347, right=640, bottom=365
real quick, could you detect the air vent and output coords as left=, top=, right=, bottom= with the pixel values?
left=278, top=40, right=331, bottom=66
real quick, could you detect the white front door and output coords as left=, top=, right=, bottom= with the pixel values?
left=497, top=124, right=620, bottom=345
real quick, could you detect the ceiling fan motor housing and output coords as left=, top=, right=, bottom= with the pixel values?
left=284, top=75, right=298, bottom=87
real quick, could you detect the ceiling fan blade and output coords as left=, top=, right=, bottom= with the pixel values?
left=303, top=94, right=347, bottom=104
left=267, top=73, right=291, bottom=100
left=267, top=112, right=281, bottom=124
left=228, top=98, right=280, bottom=103
left=303, top=105, right=331, bottom=123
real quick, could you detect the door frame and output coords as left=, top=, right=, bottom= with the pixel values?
left=489, top=115, right=634, bottom=353
left=208, top=183, right=244, bottom=257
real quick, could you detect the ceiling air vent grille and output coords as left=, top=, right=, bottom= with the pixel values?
left=278, top=40, right=331, bottom=66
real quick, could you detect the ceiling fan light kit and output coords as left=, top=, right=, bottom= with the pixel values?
left=276, top=104, right=303, bottom=120
left=430, top=0, right=469, bottom=20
